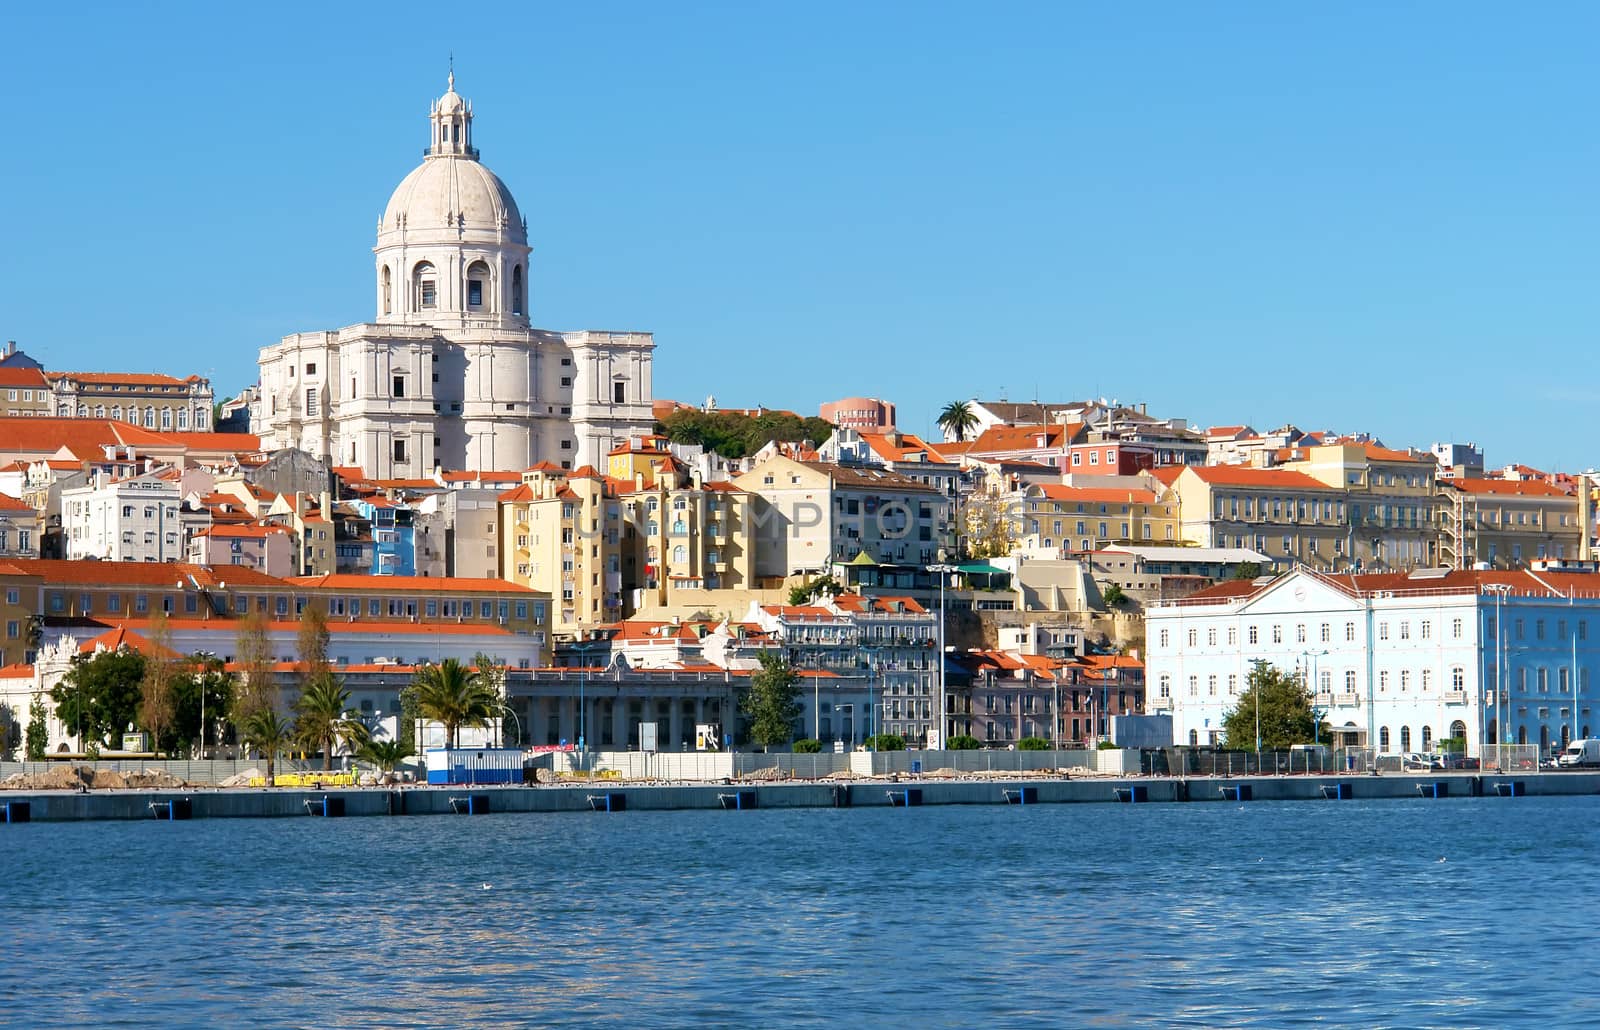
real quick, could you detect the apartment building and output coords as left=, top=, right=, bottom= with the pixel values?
left=0, top=367, right=50, bottom=417
left=499, top=464, right=626, bottom=634
left=1018, top=484, right=1181, bottom=556
left=734, top=455, right=953, bottom=578
left=186, top=523, right=296, bottom=577
left=1438, top=478, right=1582, bottom=569
left=60, top=472, right=183, bottom=562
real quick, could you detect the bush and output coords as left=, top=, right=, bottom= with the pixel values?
left=1438, top=736, right=1466, bottom=754
left=1017, top=737, right=1052, bottom=751
left=945, top=734, right=981, bottom=751
left=1101, top=584, right=1127, bottom=608
left=792, top=738, right=822, bottom=754
left=1096, top=740, right=1118, bottom=750
left=866, top=734, right=906, bottom=751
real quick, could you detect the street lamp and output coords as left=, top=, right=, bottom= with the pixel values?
left=498, top=703, right=521, bottom=749
left=1300, top=649, right=1329, bottom=746
left=928, top=562, right=959, bottom=751
left=1484, top=582, right=1512, bottom=769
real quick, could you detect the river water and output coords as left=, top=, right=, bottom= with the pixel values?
left=5, top=794, right=1597, bottom=1028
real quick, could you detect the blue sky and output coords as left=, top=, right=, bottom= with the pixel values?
left=4, top=2, right=1596, bottom=469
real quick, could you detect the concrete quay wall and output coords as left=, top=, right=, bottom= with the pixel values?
left=2, top=772, right=1596, bottom=823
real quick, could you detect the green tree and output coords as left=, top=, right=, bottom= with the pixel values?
left=297, top=604, right=332, bottom=681
left=52, top=648, right=146, bottom=749
left=1101, top=584, right=1127, bottom=609
left=25, top=693, right=48, bottom=761
left=946, top=734, right=981, bottom=750
left=411, top=658, right=497, bottom=748
left=472, top=651, right=512, bottom=744
left=936, top=400, right=979, bottom=442
left=866, top=733, right=906, bottom=751
left=787, top=575, right=840, bottom=607
left=1017, top=736, right=1052, bottom=751
left=792, top=738, right=822, bottom=754
left=1222, top=662, right=1326, bottom=750
left=658, top=408, right=834, bottom=460
left=294, top=677, right=369, bottom=769
left=241, top=708, right=294, bottom=786
left=170, top=654, right=234, bottom=756
left=356, top=738, right=413, bottom=773
left=0, top=702, right=18, bottom=760
left=1230, top=561, right=1263, bottom=581
left=740, top=652, right=802, bottom=749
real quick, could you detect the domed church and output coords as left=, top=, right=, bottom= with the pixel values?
left=255, top=74, right=655, bottom=477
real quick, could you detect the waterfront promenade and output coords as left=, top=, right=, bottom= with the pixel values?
left=3, top=770, right=1596, bottom=822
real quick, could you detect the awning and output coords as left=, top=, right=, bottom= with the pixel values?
left=956, top=562, right=1008, bottom=576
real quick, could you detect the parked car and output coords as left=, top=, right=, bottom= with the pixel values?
left=1401, top=752, right=1441, bottom=772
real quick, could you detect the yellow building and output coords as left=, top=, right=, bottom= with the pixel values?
left=1020, top=484, right=1180, bottom=555
left=622, top=479, right=755, bottom=608
left=499, top=464, right=626, bottom=635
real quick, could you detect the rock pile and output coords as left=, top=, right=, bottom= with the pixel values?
left=0, top=765, right=188, bottom=790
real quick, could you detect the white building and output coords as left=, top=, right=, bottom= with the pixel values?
left=61, top=472, right=183, bottom=562
left=1147, top=566, right=1600, bottom=758
left=256, top=73, right=654, bottom=478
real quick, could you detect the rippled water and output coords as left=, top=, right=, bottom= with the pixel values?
left=5, top=795, right=1599, bottom=1028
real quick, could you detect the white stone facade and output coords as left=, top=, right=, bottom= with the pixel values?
left=1147, top=567, right=1600, bottom=758
left=256, top=74, right=654, bottom=477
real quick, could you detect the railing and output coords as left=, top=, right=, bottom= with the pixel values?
left=1333, top=692, right=1361, bottom=706
left=1442, top=691, right=1468, bottom=705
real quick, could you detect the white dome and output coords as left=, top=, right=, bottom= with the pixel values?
left=381, top=157, right=525, bottom=242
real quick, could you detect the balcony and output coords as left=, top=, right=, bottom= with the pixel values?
left=1334, top=692, right=1361, bottom=707
left=1443, top=691, right=1468, bottom=705
left=1148, top=697, right=1173, bottom=712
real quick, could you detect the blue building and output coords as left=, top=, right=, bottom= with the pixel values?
left=357, top=498, right=416, bottom=576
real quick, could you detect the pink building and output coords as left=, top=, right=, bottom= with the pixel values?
left=819, top=396, right=896, bottom=431
left=186, top=523, right=296, bottom=578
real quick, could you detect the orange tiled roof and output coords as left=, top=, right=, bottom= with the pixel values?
left=1184, top=466, right=1331, bottom=490
left=0, top=368, right=48, bottom=388
left=1033, top=485, right=1157, bottom=504
left=47, top=372, right=200, bottom=387
left=1446, top=478, right=1571, bottom=498
left=286, top=574, right=538, bottom=593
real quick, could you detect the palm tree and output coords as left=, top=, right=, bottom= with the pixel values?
left=937, top=400, right=979, bottom=442
left=294, top=676, right=369, bottom=770
left=356, top=739, right=413, bottom=774
left=241, top=708, right=294, bottom=787
left=411, top=659, right=497, bottom=748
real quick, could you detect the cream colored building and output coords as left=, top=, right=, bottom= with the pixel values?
left=256, top=74, right=654, bottom=478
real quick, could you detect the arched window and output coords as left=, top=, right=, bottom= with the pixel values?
left=161, top=408, right=172, bottom=430
left=671, top=545, right=686, bottom=564
left=1517, top=725, right=1527, bottom=745
left=94, top=405, right=105, bottom=418
left=466, top=260, right=491, bottom=311
left=1379, top=726, right=1391, bottom=752
left=1421, top=725, right=1432, bottom=751
left=144, top=406, right=155, bottom=428
left=512, top=265, right=524, bottom=315
left=671, top=519, right=686, bottom=535
left=76, top=405, right=88, bottom=417
left=110, top=406, right=121, bottom=421
left=177, top=408, right=189, bottom=430
left=381, top=265, right=393, bottom=315
left=1188, top=729, right=1198, bottom=746
left=645, top=521, right=657, bottom=536
left=1400, top=726, right=1411, bottom=751
left=414, top=261, right=437, bottom=310
left=1449, top=719, right=1467, bottom=744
